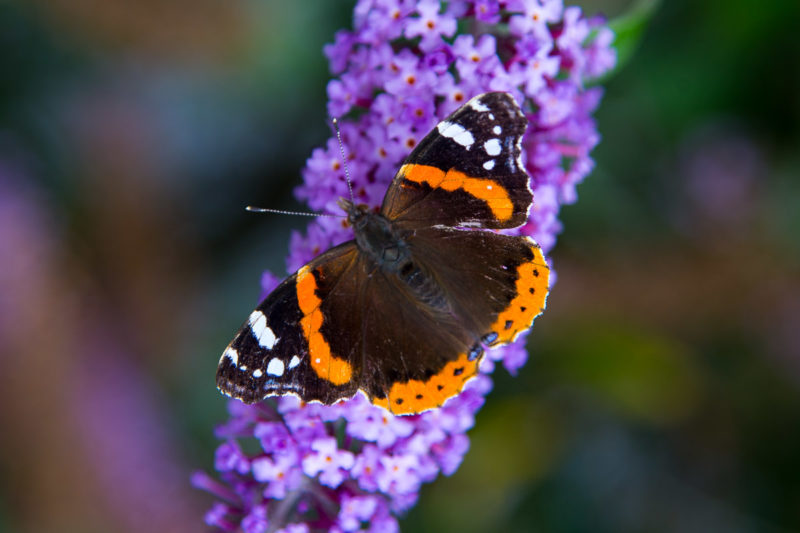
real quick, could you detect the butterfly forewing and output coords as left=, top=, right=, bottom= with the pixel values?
left=216, top=242, right=361, bottom=405
left=381, top=92, right=532, bottom=230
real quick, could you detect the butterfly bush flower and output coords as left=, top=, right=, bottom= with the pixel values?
left=198, top=1, right=615, bottom=530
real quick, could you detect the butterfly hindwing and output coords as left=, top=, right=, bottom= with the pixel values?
left=407, top=227, right=550, bottom=347
left=354, top=228, right=550, bottom=415
left=381, top=92, right=532, bottom=230
left=356, top=265, right=486, bottom=414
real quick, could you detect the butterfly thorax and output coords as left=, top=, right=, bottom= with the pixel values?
left=340, top=198, right=450, bottom=311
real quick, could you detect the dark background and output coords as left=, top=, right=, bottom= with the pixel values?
left=0, top=1, right=798, bottom=532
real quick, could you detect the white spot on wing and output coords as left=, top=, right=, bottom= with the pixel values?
left=289, top=355, right=301, bottom=369
left=453, top=129, right=475, bottom=147
left=249, top=310, right=278, bottom=349
left=437, top=121, right=474, bottom=148
left=484, top=138, right=501, bottom=156
left=221, top=347, right=239, bottom=366
left=470, top=99, right=490, bottom=112
left=253, top=368, right=263, bottom=378
left=493, top=125, right=502, bottom=134
left=437, top=121, right=459, bottom=136
left=483, top=159, right=496, bottom=170
left=267, top=358, right=285, bottom=377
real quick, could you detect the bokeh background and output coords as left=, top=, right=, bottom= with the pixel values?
left=1, top=0, right=799, bottom=531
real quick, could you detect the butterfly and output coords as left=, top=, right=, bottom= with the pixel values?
left=217, top=92, right=549, bottom=415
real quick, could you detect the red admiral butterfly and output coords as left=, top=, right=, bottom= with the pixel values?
left=217, top=92, right=550, bottom=415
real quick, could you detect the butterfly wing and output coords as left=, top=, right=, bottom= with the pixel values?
left=355, top=264, right=485, bottom=415
left=409, top=227, right=550, bottom=346
left=217, top=241, right=362, bottom=405
left=380, top=92, right=532, bottom=230
left=356, top=227, right=549, bottom=414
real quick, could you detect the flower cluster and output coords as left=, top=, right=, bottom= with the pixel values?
left=197, top=1, right=615, bottom=531
left=194, top=376, right=489, bottom=533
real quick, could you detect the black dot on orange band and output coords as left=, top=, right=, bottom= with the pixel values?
left=437, top=385, right=444, bottom=391
left=505, top=320, right=513, bottom=329
left=533, top=269, right=539, bottom=277
left=416, top=394, right=423, bottom=400
left=520, top=306, right=527, bottom=312
left=529, top=287, right=535, bottom=294
left=454, top=367, right=464, bottom=376
left=396, top=398, right=404, bottom=405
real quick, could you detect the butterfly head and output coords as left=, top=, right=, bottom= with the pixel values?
left=337, top=198, right=370, bottom=227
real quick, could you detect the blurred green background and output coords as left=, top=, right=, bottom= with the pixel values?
left=1, top=1, right=798, bottom=532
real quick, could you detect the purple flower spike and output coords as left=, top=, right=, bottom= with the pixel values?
left=199, top=0, right=615, bottom=530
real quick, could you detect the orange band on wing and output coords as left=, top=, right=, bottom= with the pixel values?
left=296, top=265, right=353, bottom=386
left=372, top=352, right=479, bottom=415
left=489, top=243, right=549, bottom=345
left=399, top=163, right=514, bottom=222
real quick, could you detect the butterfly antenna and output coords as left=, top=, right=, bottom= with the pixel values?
left=333, top=117, right=356, bottom=204
left=245, top=206, right=344, bottom=218
left=246, top=118, right=355, bottom=220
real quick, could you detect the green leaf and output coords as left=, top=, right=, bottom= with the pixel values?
left=603, top=0, right=661, bottom=79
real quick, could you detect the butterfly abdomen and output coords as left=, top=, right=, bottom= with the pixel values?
left=397, top=260, right=450, bottom=313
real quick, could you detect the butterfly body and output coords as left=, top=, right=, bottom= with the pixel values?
left=217, top=92, right=550, bottom=415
